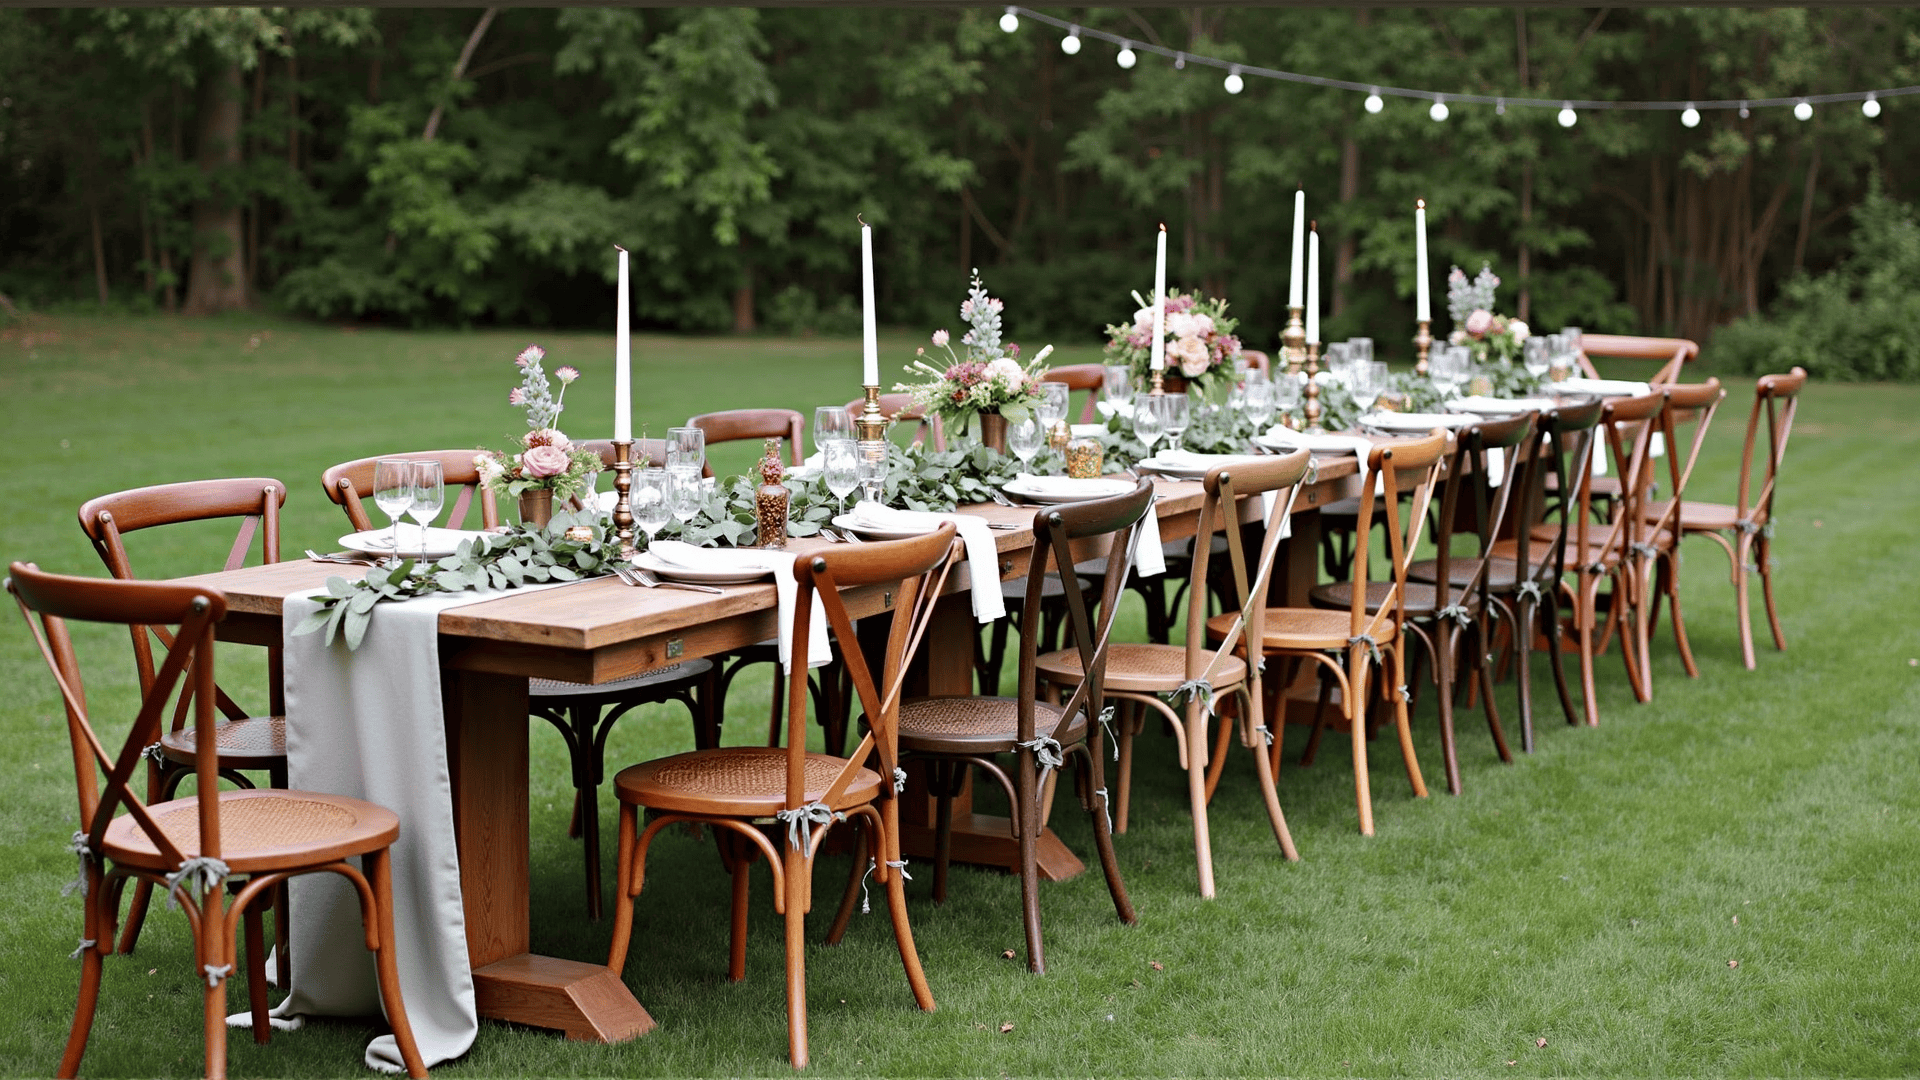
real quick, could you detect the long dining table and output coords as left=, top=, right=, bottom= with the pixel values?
left=183, top=453, right=1363, bottom=1044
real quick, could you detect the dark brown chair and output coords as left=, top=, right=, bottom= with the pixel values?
left=899, top=479, right=1152, bottom=973
left=843, top=393, right=945, bottom=451
left=1037, top=452, right=1312, bottom=897
left=688, top=408, right=805, bottom=479
left=1222, top=432, right=1448, bottom=836
left=321, top=450, right=498, bottom=532
left=603, top=527, right=957, bottom=1069
left=1645, top=368, right=1805, bottom=669
left=8, top=564, right=427, bottom=1079
left=76, top=478, right=291, bottom=968
left=1041, top=363, right=1106, bottom=423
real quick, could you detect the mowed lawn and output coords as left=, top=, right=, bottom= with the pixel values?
left=0, top=314, right=1916, bottom=1077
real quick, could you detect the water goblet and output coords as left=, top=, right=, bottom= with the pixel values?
left=1131, top=392, right=1164, bottom=454
left=1523, top=337, right=1552, bottom=380
left=1431, top=347, right=1468, bottom=399
left=1102, top=364, right=1133, bottom=406
left=667, top=465, right=702, bottom=523
left=814, top=405, right=853, bottom=453
left=1007, top=416, right=1044, bottom=471
left=372, top=458, right=413, bottom=561
left=667, top=426, right=706, bottom=476
left=632, top=468, right=671, bottom=543
left=1323, top=342, right=1353, bottom=384
left=1244, top=377, right=1275, bottom=430
left=406, top=460, right=444, bottom=556
left=823, top=440, right=859, bottom=508
left=1161, top=392, right=1191, bottom=452
left=1351, top=361, right=1388, bottom=416
left=1037, top=381, right=1070, bottom=430
left=1347, top=337, right=1374, bottom=364
left=1272, top=371, right=1302, bottom=427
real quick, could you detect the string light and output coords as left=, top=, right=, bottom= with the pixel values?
left=1496, top=98, right=1507, bottom=115
left=1558, top=103, right=1577, bottom=127
left=996, top=6, right=1919, bottom=122
left=1117, top=42, right=1137, bottom=69
left=1794, top=99, right=1813, bottom=120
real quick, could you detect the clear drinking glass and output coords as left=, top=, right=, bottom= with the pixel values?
left=813, top=405, right=853, bottom=453
left=1244, top=378, right=1275, bottom=429
left=1323, top=342, right=1352, bottom=384
left=1347, top=338, right=1374, bottom=364
left=406, top=460, right=444, bottom=554
left=1007, top=416, right=1044, bottom=470
left=1102, top=364, right=1133, bottom=405
left=1037, top=382, right=1070, bottom=429
left=1523, top=337, right=1552, bottom=380
left=1351, top=361, right=1388, bottom=413
left=372, top=458, right=413, bottom=559
left=823, top=440, right=859, bottom=507
left=668, top=466, right=702, bottom=523
left=1132, top=391, right=1164, bottom=453
left=667, top=426, right=706, bottom=476
left=856, top=453, right=887, bottom=505
left=632, top=468, right=671, bottom=541
left=1162, top=393, right=1191, bottom=452
left=1431, top=348, right=1468, bottom=399
left=1273, top=371, right=1302, bottom=421
left=1546, top=334, right=1575, bottom=383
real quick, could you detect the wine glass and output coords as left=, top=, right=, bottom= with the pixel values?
left=1323, top=342, right=1352, bottom=384
left=667, top=426, right=706, bottom=476
left=1347, top=337, right=1374, bottom=364
left=1272, top=371, right=1302, bottom=428
left=668, top=466, right=702, bottom=524
left=1431, top=347, right=1468, bottom=400
left=1132, top=391, right=1164, bottom=455
left=1523, top=337, right=1552, bottom=381
left=372, top=459, right=413, bottom=561
left=1243, top=377, right=1275, bottom=430
left=823, top=440, right=859, bottom=507
left=1546, top=334, right=1576, bottom=384
left=1102, top=364, right=1133, bottom=407
left=406, top=460, right=444, bottom=555
left=813, top=405, right=853, bottom=454
left=1351, top=361, right=1388, bottom=416
left=1036, top=382, right=1069, bottom=431
left=1007, top=416, right=1044, bottom=471
left=1161, top=392, right=1190, bottom=452
left=632, top=468, right=671, bottom=543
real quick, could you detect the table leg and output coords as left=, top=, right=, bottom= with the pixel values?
left=443, top=670, right=655, bottom=1043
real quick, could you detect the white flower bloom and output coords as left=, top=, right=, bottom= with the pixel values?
left=986, top=357, right=1026, bottom=387
left=1506, top=320, right=1530, bottom=341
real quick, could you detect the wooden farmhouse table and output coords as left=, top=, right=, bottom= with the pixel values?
left=183, top=455, right=1362, bottom=1044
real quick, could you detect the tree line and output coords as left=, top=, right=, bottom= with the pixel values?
left=2, top=6, right=1913, bottom=352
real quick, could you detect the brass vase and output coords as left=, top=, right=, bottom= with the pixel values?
left=977, top=411, right=1008, bottom=453
left=518, top=488, right=554, bottom=530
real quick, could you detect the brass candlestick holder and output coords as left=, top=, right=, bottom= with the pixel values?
left=610, top=438, right=636, bottom=556
left=1303, top=341, right=1324, bottom=433
left=1414, top=319, right=1433, bottom=378
left=1149, top=367, right=1165, bottom=395
left=1281, top=305, right=1307, bottom=374
left=853, top=384, right=890, bottom=500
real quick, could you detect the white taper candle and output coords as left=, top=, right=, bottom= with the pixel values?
left=614, top=245, right=631, bottom=442
left=1150, top=223, right=1167, bottom=372
left=1414, top=198, right=1431, bottom=323
left=1288, top=187, right=1306, bottom=309
left=1306, top=222, right=1320, bottom=346
left=860, top=218, right=878, bottom=386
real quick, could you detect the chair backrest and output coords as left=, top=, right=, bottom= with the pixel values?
left=1644, top=379, right=1726, bottom=543
left=1186, top=449, right=1313, bottom=741
left=1570, top=389, right=1667, bottom=572
left=1240, top=350, right=1272, bottom=377
left=1430, top=413, right=1536, bottom=613
left=785, top=527, right=960, bottom=837
left=843, top=394, right=945, bottom=452
left=1577, top=334, right=1698, bottom=384
left=77, top=477, right=286, bottom=720
left=1345, top=431, right=1451, bottom=643
left=1734, top=368, right=1806, bottom=530
left=1041, top=364, right=1106, bottom=423
left=567, top=439, right=672, bottom=512
left=689, top=409, right=804, bottom=479
left=9, top=563, right=228, bottom=885
left=1015, top=479, right=1155, bottom=751
left=321, top=450, right=499, bottom=532
left=1509, top=398, right=1604, bottom=589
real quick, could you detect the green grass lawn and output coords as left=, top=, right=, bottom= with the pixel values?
left=2, top=314, right=1917, bottom=1077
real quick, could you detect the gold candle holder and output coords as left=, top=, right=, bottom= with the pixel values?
left=1150, top=367, right=1165, bottom=395
left=1303, top=341, right=1324, bottom=433
left=1414, top=319, right=1433, bottom=378
left=1281, top=305, right=1307, bottom=375
left=610, top=438, right=636, bottom=556
left=853, top=384, right=890, bottom=494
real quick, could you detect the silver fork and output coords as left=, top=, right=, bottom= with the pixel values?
left=306, top=548, right=375, bottom=566
left=623, top=565, right=725, bottom=594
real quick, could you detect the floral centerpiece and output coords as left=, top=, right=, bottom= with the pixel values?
left=1446, top=264, right=1531, bottom=365
left=1104, top=289, right=1242, bottom=392
left=897, top=269, right=1051, bottom=448
left=475, top=344, right=603, bottom=525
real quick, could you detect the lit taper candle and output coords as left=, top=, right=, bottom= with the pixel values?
left=614, top=244, right=631, bottom=442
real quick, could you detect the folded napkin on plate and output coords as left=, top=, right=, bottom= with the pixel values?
left=1095, top=399, right=1135, bottom=420
left=844, top=503, right=1005, bottom=622
left=645, top=541, right=831, bottom=670
left=1366, top=412, right=1460, bottom=428
left=1557, top=376, right=1651, bottom=397
left=1009, top=475, right=1164, bottom=577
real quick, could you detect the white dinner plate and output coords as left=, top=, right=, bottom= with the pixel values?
left=1359, top=411, right=1476, bottom=433
left=1252, top=433, right=1358, bottom=454
left=1002, top=476, right=1137, bottom=504
left=1135, top=453, right=1261, bottom=479
left=1448, top=395, right=1557, bottom=416
left=339, top=528, right=489, bottom=559
left=832, top=513, right=935, bottom=540
left=630, top=551, right=769, bottom=585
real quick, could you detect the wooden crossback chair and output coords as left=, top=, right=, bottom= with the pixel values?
left=321, top=450, right=498, bottom=531
left=843, top=393, right=945, bottom=451
left=1040, top=363, right=1107, bottom=423
left=603, top=527, right=958, bottom=1069
left=8, top=564, right=427, bottom=1079
left=1635, top=379, right=1727, bottom=688
left=1038, top=451, right=1312, bottom=898
left=899, top=479, right=1152, bottom=973
left=1576, top=334, right=1698, bottom=384
left=76, top=478, right=290, bottom=967
left=688, top=408, right=805, bottom=479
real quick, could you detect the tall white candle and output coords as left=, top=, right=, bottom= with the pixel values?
left=1150, top=223, right=1167, bottom=372
left=1414, top=198, right=1431, bottom=323
left=1306, top=223, right=1320, bottom=346
left=1288, top=187, right=1306, bottom=309
left=860, top=218, right=878, bottom=386
left=614, top=245, right=631, bottom=442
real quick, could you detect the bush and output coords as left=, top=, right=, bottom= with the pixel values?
left=1711, top=184, right=1920, bottom=382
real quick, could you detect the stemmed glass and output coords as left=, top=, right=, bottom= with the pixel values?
left=632, top=468, right=671, bottom=544
left=1523, top=337, right=1552, bottom=382
left=406, top=460, right=444, bottom=557
left=1347, top=338, right=1374, bottom=364
left=1007, top=416, right=1044, bottom=472
left=1431, top=347, right=1469, bottom=401
left=667, top=426, right=706, bottom=476
left=1132, top=392, right=1164, bottom=456
left=1161, top=392, right=1191, bottom=452
left=823, top=440, right=859, bottom=508
left=1351, top=361, right=1388, bottom=417
left=372, top=459, right=413, bottom=561
left=813, top=405, right=853, bottom=454
left=668, top=467, right=702, bottom=525
left=1102, top=364, right=1133, bottom=408
left=1243, top=377, right=1275, bottom=431
left=1272, top=371, right=1302, bottom=428
left=1546, top=334, right=1576, bottom=384
left=1323, top=342, right=1353, bottom=384
left=1036, top=382, right=1070, bottom=434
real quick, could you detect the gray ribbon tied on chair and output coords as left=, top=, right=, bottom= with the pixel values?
left=893, top=767, right=908, bottom=794
left=1252, top=723, right=1275, bottom=747
left=1437, top=603, right=1475, bottom=628
left=858, top=857, right=914, bottom=915
left=142, top=741, right=167, bottom=765
left=1016, top=735, right=1065, bottom=783
left=1630, top=540, right=1662, bottom=559
left=69, top=938, right=96, bottom=960
left=203, top=962, right=233, bottom=988
left=63, top=831, right=91, bottom=898
left=1347, top=634, right=1385, bottom=664
left=1093, top=787, right=1113, bottom=834
left=1098, top=704, right=1119, bottom=761
left=1172, top=678, right=1215, bottom=716
left=1515, top=580, right=1546, bottom=604
left=166, top=855, right=232, bottom=910
left=774, top=802, right=843, bottom=855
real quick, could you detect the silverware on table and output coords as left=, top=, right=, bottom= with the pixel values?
left=618, top=564, right=725, bottom=594
left=987, top=488, right=1018, bottom=508
left=306, top=549, right=377, bottom=566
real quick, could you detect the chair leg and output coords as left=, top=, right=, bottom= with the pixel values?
left=1240, top=686, right=1299, bottom=861
left=878, top=802, right=937, bottom=1013
left=1660, top=552, right=1700, bottom=678
left=1113, top=702, right=1140, bottom=834
left=782, top=847, right=811, bottom=1069
left=1078, top=741, right=1136, bottom=923
left=1347, top=655, right=1375, bottom=836
left=1015, top=753, right=1046, bottom=974
left=273, top=881, right=291, bottom=990
left=931, top=761, right=957, bottom=905
left=58, top=875, right=107, bottom=1079
left=1576, top=574, right=1603, bottom=727
left=1202, top=695, right=1234, bottom=805
left=1514, top=596, right=1539, bottom=753
left=1543, top=590, right=1580, bottom=728
left=365, top=850, right=428, bottom=1078
left=203, top=941, right=230, bottom=1080
left=1759, top=535, right=1787, bottom=652
left=1432, top=621, right=1462, bottom=796
left=825, top=824, right=868, bottom=946
left=727, top=835, right=751, bottom=982
left=1732, top=531, right=1757, bottom=670
left=765, top=664, right=784, bottom=747
left=1389, top=645, right=1427, bottom=799
left=1183, top=697, right=1217, bottom=899
left=1473, top=620, right=1513, bottom=763
left=606, top=804, right=639, bottom=976
left=243, top=899, right=271, bottom=1044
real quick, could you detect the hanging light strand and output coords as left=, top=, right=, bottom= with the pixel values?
left=1007, top=5, right=1913, bottom=116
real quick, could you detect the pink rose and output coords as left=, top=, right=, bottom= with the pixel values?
left=523, top=428, right=571, bottom=451
left=1171, top=335, right=1210, bottom=376
left=521, top=445, right=570, bottom=479
left=1464, top=309, right=1494, bottom=337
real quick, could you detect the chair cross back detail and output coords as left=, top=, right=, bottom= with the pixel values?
left=1431, top=414, right=1535, bottom=611
left=688, top=409, right=804, bottom=479
left=1187, top=450, right=1315, bottom=691
left=1576, top=334, right=1699, bottom=384
left=1345, top=432, right=1450, bottom=645
left=1509, top=398, right=1603, bottom=591
left=1642, top=380, right=1727, bottom=545
left=1040, top=364, right=1107, bottom=424
left=1739, top=368, right=1806, bottom=529
left=322, top=450, right=498, bottom=532
left=1572, top=390, right=1667, bottom=572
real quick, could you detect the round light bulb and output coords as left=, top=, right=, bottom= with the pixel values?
left=1793, top=100, right=1813, bottom=121
left=1429, top=99, right=1449, bottom=122
left=1061, top=31, right=1081, bottom=55
left=999, top=10, right=1019, bottom=33
left=1864, top=96, right=1882, bottom=119
left=1364, top=92, right=1383, bottom=114
left=1117, top=46, right=1137, bottom=69
left=1224, top=71, right=1245, bottom=95
left=1558, top=105, right=1577, bottom=128
left=1681, top=106, right=1701, bottom=128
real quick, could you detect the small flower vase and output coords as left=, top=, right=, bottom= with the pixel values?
left=1161, top=372, right=1190, bottom=396
left=754, top=438, right=789, bottom=548
left=518, top=488, right=554, bottom=530
left=977, top=411, right=1008, bottom=453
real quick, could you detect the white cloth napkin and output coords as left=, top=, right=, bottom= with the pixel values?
left=1009, top=475, right=1165, bottom=577
left=844, top=503, right=1005, bottom=622
left=645, top=540, right=831, bottom=670
left=1558, top=376, right=1651, bottom=397
left=1258, top=428, right=1376, bottom=482
left=1451, top=395, right=1556, bottom=415
left=1070, top=423, right=1109, bottom=438
left=1150, top=449, right=1298, bottom=537
left=1095, top=399, right=1135, bottom=420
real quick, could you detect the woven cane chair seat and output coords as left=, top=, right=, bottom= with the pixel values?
left=1309, top=580, right=1444, bottom=615
left=102, top=788, right=400, bottom=874
left=613, top=747, right=881, bottom=817
left=1209, top=607, right=1376, bottom=652
left=156, top=717, right=285, bottom=771
left=1641, top=497, right=1751, bottom=533
left=1035, top=643, right=1247, bottom=695
left=897, top=696, right=1084, bottom=755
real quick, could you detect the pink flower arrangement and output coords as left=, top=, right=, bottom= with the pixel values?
left=520, top=445, right=571, bottom=479
left=898, top=269, right=1052, bottom=432
left=1105, top=288, right=1242, bottom=389
left=477, top=343, right=601, bottom=504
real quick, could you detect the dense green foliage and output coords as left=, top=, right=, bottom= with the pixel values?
left=3, top=8, right=1918, bottom=358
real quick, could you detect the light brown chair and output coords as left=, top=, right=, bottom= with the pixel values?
left=1037, top=451, right=1312, bottom=897
left=1040, top=363, right=1106, bottom=423
left=321, top=450, right=499, bottom=532
left=603, top=527, right=957, bottom=1069
left=1576, top=334, right=1698, bottom=383
left=1221, top=432, right=1448, bottom=836
left=898, top=479, right=1151, bottom=973
left=1633, top=379, right=1728, bottom=688
left=843, top=393, right=945, bottom=451
left=688, top=408, right=805, bottom=479
left=1240, top=349, right=1272, bottom=377
left=76, top=478, right=291, bottom=969
left=8, top=564, right=427, bottom=1079
left=1645, top=368, right=1805, bottom=669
